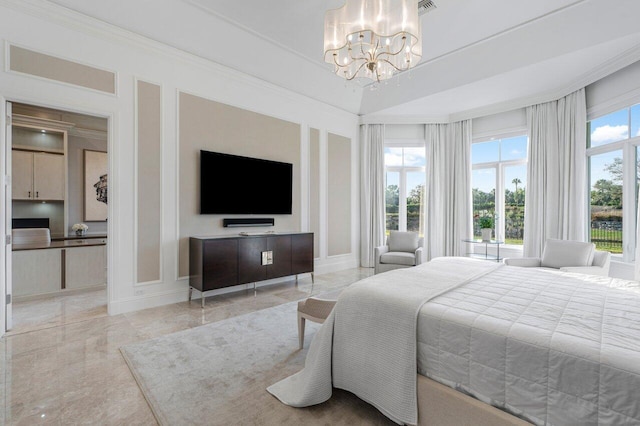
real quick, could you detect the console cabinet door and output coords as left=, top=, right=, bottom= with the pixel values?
left=238, top=238, right=267, bottom=284
left=203, top=239, right=238, bottom=291
left=291, top=233, right=314, bottom=274
left=267, top=235, right=291, bottom=279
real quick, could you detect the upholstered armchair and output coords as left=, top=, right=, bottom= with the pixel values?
left=374, top=231, right=424, bottom=274
left=503, top=238, right=611, bottom=277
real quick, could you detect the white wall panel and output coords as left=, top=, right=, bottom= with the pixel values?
left=0, top=2, right=359, bottom=315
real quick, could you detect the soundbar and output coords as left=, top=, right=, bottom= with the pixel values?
left=223, top=218, right=275, bottom=228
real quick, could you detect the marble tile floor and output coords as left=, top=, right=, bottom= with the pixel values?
left=9, top=288, right=108, bottom=336
left=0, top=267, right=374, bottom=425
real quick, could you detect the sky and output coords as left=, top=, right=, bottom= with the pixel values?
left=588, top=105, right=640, bottom=187
left=384, top=147, right=426, bottom=197
left=472, top=135, right=527, bottom=193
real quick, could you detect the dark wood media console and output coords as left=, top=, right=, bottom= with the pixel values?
left=189, top=232, right=314, bottom=307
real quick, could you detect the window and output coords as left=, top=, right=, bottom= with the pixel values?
left=471, top=135, right=527, bottom=244
left=587, top=103, right=640, bottom=260
left=384, top=146, right=426, bottom=235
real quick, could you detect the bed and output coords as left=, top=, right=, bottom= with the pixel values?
left=268, top=257, right=640, bottom=425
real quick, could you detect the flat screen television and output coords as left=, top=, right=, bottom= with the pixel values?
left=200, top=150, right=293, bottom=215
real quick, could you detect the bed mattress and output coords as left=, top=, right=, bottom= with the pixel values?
left=417, top=265, right=640, bottom=425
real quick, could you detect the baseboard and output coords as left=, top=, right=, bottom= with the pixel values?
left=109, top=288, right=187, bottom=315
left=109, top=257, right=359, bottom=315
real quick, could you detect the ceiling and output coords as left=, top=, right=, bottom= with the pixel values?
left=47, top=0, right=640, bottom=119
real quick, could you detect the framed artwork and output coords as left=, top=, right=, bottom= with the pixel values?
left=84, top=149, right=108, bottom=221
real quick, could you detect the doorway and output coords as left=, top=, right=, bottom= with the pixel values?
left=5, top=102, right=109, bottom=334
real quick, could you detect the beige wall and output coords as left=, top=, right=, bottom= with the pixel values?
left=327, top=133, right=352, bottom=256
left=67, top=136, right=108, bottom=234
left=137, top=81, right=162, bottom=283
left=178, top=92, right=301, bottom=277
left=9, top=45, right=116, bottom=94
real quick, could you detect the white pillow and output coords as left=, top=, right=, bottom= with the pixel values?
left=388, top=231, right=419, bottom=253
left=541, top=239, right=595, bottom=269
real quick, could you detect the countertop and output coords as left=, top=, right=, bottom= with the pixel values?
left=13, top=237, right=107, bottom=251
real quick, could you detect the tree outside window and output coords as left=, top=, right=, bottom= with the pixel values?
left=472, top=136, right=527, bottom=244
left=384, top=146, right=425, bottom=236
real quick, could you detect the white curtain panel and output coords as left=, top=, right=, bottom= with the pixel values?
left=524, top=88, right=587, bottom=257
left=635, top=185, right=640, bottom=280
left=424, top=120, right=472, bottom=260
left=360, top=124, right=386, bottom=267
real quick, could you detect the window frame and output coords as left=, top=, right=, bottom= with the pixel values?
left=471, top=132, right=528, bottom=247
left=472, top=158, right=527, bottom=244
left=384, top=140, right=426, bottom=234
left=586, top=127, right=640, bottom=262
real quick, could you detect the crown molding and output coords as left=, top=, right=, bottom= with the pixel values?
left=69, top=127, right=107, bottom=141
left=449, top=41, right=640, bottom=123
left=359, top=114, right=450, bottom=125
left=361, top=41, right=640, bottom=125
left=5, top=0, right=639, bottom=125
left=12, top=113, right=75, bottom=131
left=0, top=0, right=359, bottom=118
left=586, top=85, right=640, bottom=120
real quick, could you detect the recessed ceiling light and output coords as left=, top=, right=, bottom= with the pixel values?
left=41, top=130, right=46, bottom=133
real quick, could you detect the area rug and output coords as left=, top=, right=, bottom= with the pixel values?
left=120, top=300, right=393, bottom=426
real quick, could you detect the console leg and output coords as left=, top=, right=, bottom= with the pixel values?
left=310, top=273, right=315, bottom=295
left=201, top=293, right=205, bottom=309
left=254, top=282, right=257, bottom=297
left=188, top=286, right=193, bottom=302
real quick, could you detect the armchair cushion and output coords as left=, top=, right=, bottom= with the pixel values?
left=387, top=231, right=419, bottom=253
left=380, top=252, right=416, bottom=266
left=540, top=239, right=595, bottom=269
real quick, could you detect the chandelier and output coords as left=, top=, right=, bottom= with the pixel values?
left=323, top=0, right=423, bottom=83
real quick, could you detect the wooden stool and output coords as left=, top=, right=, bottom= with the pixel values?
left=297, top=290, right=342, bottom=349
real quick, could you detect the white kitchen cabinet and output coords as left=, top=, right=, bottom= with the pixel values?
left=11, top=150, right=34, bottom=200
left=12, top=242, right=107, bottom=298
left=11, top=150, right=65, bottom=200
left=12, top=249, right=62, bottom=297
left=65, top=245, right=107, bottom=290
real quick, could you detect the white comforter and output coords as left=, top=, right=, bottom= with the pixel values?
left=269, top=257, right=640, bottom=425
left=267, top=257, right=501, bottom=425
left=418, top=264, right=640, bottom=425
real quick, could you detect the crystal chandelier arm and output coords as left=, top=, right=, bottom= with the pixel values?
left=344, top=60, right=368, bottom=81
left=374, top=35, right=407, bottom=60
left=377, top=58, right=406, bottom=72
left=359, top=40, right=369, bottom=61
left=332, top=53, right=355, bottom=68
